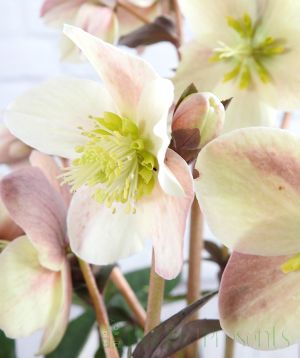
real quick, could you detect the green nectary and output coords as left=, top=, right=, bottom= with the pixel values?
left=211, top=13, right=288, bottom=89
left=63, top=112, right=157, bottom=212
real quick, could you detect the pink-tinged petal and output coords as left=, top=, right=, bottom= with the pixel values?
left=63, top=25, right=158, bottom=120
left=0, top=167, right=66, bottom=271
left=0, top=237, right=61, bottom=339
left=40, top=0, right=66, bottom=16
left=41, top=0, right=83, bottom=27
left=5, top=78, right=115, bottom=160
left=117, top=1, right=159, bottom=36
left=68, top=149, right=193, bottom=279
left=0, top=125, right=31, bottom=164
left=139, top=149, right=194, bottom=279
left=0, top=199, right=23, bottom=241
left=75, top=4, right=119, bottom=44
left=30, top=151, right=71, bottom=207
left=68, top=186, right=146, bottom=265
left=195, top=128, right=300, bottom=256
left=38, top=259, right=72, bottom=355
left=220, top=252, right=300, bottom=350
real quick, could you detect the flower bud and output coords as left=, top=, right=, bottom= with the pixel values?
left=171, top=92, right=225, bottom=163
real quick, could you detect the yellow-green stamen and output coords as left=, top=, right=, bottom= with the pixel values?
left=210, top=13, right=288, bottom=89
left=63, top=112, right=157, bottom=212
left=281, top=254, right=300, bottom=274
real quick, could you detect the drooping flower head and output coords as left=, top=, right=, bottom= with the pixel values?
left=41, top=0, right=160, bottom=61
left=4, top=26, right=194, bottom=279
left=174, top=0, right=300, bottom=131
left=195, top=127, right=300, bottom=349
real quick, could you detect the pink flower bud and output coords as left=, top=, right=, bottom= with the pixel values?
left=171, top=92, right=225, bottom=163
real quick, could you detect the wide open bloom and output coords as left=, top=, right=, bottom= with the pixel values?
left=41, top=0, right=160, bottom=61
left=195, top=127, right=300, bottom=349
left=174, top=0, right=300, bottom=132
left=4, top=26, right=194, bottom=280
left=0, top=154, right=72, bottom=354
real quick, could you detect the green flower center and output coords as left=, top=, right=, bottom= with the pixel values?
left=63, top=112, right=157, bottom=212
left=211, top=13, right=288, bottom=89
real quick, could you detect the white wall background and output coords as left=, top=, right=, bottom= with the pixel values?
left=1, top=1, right=300, bottom=357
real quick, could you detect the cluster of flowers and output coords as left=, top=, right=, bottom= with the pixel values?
left=1, top=0, right=300, bottom=354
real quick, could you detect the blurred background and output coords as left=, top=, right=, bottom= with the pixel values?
left=1, top=1, right=300, bottom=357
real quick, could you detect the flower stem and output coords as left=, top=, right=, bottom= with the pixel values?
left=173, top=0, right=183, bottom=60
left=78, top=258, right=119, bottom=358
left=224, top=335, right=235, bottom=358
left=110, top=267, right=146, bottom=329
left=185, top=197, right=204, bottom=358
left=281, top=112, right=292, bottom=129
left=145, top=252, right=165, bottom=333
left=117, top=0, right=151, bottom=24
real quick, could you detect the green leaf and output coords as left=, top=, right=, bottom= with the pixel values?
left=73, top=264, right=115, bottom=304
left=150, top=319, right=221, bottom=357
left=106, top=267, right=182, bottom=309
left=133, top=291, right=218, bottom=358
left=0, top=330, right=16, bottom=358
left=47, top=309, right=95, bottom=358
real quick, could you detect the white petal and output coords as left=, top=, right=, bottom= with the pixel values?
left=63, top=25, right=158, bottom=120
left=68, top=187, right=146, bottom=265
left=126, top=0, right=157, bottom=7
left=5, top=77, right=115, bottom=159
left=0, top=237, right=61, bottom=339
left=173, top=42, right=226, bottom=99
left=38, top=259, right=72, bottom=355
left=221, top=91, right=276, bottom=132
left=136, top=78, right=183, bottom=196
left=195, top=127, right=300, bottom=256
left=178, top=0, right=256, bottom=38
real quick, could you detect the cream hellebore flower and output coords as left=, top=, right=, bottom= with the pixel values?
left=195, top=127, right=300, bottom=349
left=41, top=0, right=160, bottom=61
left=4, top=26, right=194, bottom=280
left=174, top=0, right=300, bottom=132
left=0, top=152, right=72, bottom=355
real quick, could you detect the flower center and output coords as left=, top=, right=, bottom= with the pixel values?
left=63, top=112, right=157, bottom=213
left=211, top=13, right=288, bottom=89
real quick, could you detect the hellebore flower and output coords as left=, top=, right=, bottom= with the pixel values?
left=174, top=0, right=300, bottom=131
left=0, top=159, right=72, bottom=354
left=4, top=26, right=194, bottom=279
left=195, top=127, right=300, bottom=349
left=41, top=0, right=160, bottom=61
